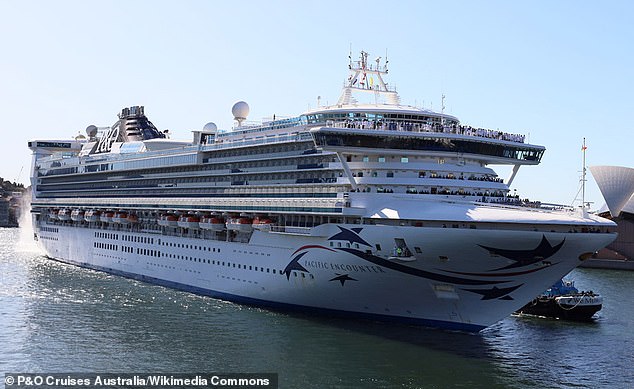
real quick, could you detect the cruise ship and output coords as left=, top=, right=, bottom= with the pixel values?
left=29, top=51, right=617, bottom=332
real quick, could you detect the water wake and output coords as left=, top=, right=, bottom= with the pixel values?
left=16, top=188, right=42, bottom=254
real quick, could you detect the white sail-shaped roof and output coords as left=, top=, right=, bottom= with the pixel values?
left=590, top=165, right=634, bottom=217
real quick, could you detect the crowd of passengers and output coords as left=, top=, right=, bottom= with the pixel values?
left=350, top=187, right=545, bottom=208
left=353, top=187, right=507, bottom=197
left=336, top=120, right=526, bottom=143
left=351, top=171, right=504, bottom=183
left=421, top=172, right=504, bottom=183
left=477, top=196, right=543, bottom=208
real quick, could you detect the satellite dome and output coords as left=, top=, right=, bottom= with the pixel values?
left=86, top=125, right=98, bottom=138
left=202, top=122, right=218, bottom=133
left=232, top=101, right=249, bottom=122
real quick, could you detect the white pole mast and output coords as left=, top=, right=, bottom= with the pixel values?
left=441, top=94, right=446, bottom=126
left=581, top=137, right=588, bottom=216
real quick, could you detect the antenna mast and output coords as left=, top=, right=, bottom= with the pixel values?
left=337, top=50, right=399, bottom=106
left=441, top=94, right=446, bottom=125
left=570, top=138, right=590, bottom=215
left=581, top=137, right=587, bottom=211
left=15, top=166, right=24, bottom=183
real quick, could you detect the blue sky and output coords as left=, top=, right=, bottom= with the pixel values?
left=1, top=0, right=632, bottom=207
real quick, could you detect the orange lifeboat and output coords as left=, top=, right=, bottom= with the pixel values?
left=252, top=217, right=273, bottom=231
left=48, top=209, right=59, bottom=220
left=100, top=211, right=114, bottom=223
left=227, top=217, right=253, bottom=232
left=57, top=209, right=71, bottom=221
left=70, top=209, right=85, bottom=222
left=84, top=209, right=101, bottom=222
left=112, top=211, right=129, bottom=224
left=200, top=216, right=225, bottom=231
left=127, top=214, right=139, bottom=224
left=177, top=214, right=200, bottom=229
left=158, top=214, right=178, bottom=227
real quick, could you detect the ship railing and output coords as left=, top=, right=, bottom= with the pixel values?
left=469, top=197, right=577, bottom=213
left=268, top=225, right=312, bottom=235
left=39, top=144, right=183, bottom=165
left=202, top=132, right=313, bottom=151
left=38, top=133, right=314, bottom=167
left=532, top=202, right=576, bottom=212
left=37, top=152, right=81, bottom=164
left=48, top=145, right=200, bottom=167
left=349, top=62, right=389, bottom=74
left=329, top=121, right=526, bottom=144
left=479, top=198, right=575, bottom=212
left=230, top=116, right=305, bottom=132
left=341, top=82, right=397, bottom=93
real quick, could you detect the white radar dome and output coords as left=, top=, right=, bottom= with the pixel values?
left=86, top=125, right=98, bottom=138
left=202, top=122, right=218, bottom=133
left=232, top=101, right=250, bottom=122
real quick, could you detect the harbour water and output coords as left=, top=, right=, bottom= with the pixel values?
left=1, top=227, right=633, bottom=388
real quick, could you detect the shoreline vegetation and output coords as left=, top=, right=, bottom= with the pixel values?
left=1, top=177, right=25, bottom=227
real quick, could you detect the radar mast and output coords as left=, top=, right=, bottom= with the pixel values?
left=337, top=50, right=400, bottom=106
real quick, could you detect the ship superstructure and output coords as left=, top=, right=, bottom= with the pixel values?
left=29, top=51, right=617, bottom=331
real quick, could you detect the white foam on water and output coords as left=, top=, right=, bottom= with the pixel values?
left=16, top=188, right=43, bottom=254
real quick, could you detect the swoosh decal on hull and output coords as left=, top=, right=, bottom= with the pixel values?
left=337, top=248, right=507, bottom=286
left=441, top=262, right=558, bottom=277
left=283, top=252, right=310, bottom=280
left=292, top=245, right=336, bottom=256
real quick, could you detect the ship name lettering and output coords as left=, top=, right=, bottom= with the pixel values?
left=303, top=260, right=385, bottom=273
left=305, top=260, right=330, bottom=269
left=330, top=263, right=386, bottom=273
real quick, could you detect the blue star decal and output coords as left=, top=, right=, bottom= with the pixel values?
left=462, top=284, right=523, bottom=300
left=479, top=235, right=565, bottom=270
left=328, top=226, right=371, bottom=247
left=329, top=273, right=357, bottom=286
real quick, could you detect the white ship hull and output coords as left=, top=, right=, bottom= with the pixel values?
left=34, top=219, right=615, bottom=331
left=28, top=52, right=617, bottom=331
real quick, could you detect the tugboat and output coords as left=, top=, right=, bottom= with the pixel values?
left=516, top=279, right=603, bottom=321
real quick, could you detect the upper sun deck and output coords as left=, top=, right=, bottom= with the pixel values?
left=327, top=120, right=527, bottom=144
left=303, top=104, right=460, bottom=128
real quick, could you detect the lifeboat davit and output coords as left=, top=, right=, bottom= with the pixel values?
left=158, top=214, right=178, bottom=227
left=57, top=209, right=71, bottom=221
left=84, top=210, right=102, bottom=222
left=70, top=209, right=85, bottom=222
left=200, top=216, right=225, bottom=231
left=100, top=211, right=114, bottom=223
left=177, top=214, right=200, bottom=229
left=252, top=217, right=273, bottom=231
left=227, top=217, right=253, bottom=232
left=112, top=212, right=129, bottom=224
